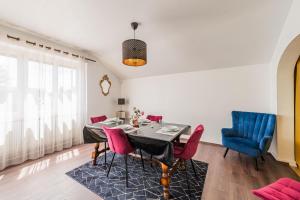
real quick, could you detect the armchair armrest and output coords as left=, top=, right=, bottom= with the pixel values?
left=221, top=128, right=236, bottom=137
left=259, top=136, right=273, bottom=153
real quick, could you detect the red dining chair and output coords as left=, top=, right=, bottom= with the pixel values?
left=146, top=115, right=163, bottom=123
left=90, top=115, right=108, bottom=165
left=102, top=126, right=145, bottom=187
left=173, top=125, right=204, bottom=189
left=90, top=115, right=107, bottom=124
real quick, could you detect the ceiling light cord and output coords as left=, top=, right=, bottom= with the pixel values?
left=134, top=29, right=136, bottom=40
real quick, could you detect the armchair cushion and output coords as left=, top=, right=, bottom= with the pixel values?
left=222, top=136, right=260, bottom=157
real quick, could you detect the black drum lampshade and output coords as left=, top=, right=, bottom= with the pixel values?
left=122, top=22, right=147, bottom=67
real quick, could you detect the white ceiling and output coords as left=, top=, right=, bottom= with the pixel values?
left=0, top=0, right=292, bottom=79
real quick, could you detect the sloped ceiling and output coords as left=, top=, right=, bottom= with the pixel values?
left=0, top=0, right=292, bottom=79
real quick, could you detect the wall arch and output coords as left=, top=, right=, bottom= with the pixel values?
left=277, top=34, right=300, bottom=166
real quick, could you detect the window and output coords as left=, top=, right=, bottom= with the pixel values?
left=0, top=43, right=86, bottom=170
left=0, top=55, right=18, bottom=88
left=0, top=55, right=18, bottom=145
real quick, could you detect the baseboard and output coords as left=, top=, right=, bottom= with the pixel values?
left=268, top=153, right=289, bottom=165
left=180, top=136, right=223, bottom=147
left=199, top=141, right=223, bottom=147
left=268, top=153, right=299, bottom=171
left=289, top=160, right=298, bottom=168
left=291, top=166, right=300, bottom=177
left=258, top=152, right=300, bottom=177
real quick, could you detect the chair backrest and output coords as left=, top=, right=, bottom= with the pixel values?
left=146, top=115, right=163, bottom=122
left=102, top=126, right=134, bottom=155
left=231, top=111, right=276, bottom=143
left=180, top=125, right=204, bottom=160
left=90, top=115, right=107, bottom=124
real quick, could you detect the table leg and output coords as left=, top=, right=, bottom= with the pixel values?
left=174, top=135, right=180, bottom=143
left=92, top=142, right=100, bottom=166
left=160, top=163, right=170, bottom=199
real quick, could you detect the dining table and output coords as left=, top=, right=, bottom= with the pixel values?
left=83, top=119, right=191, bottom=199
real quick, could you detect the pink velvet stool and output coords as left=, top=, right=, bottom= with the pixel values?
left=252, top=178, right=300, bottom=200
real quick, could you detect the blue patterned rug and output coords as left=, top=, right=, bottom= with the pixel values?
left=66, top=152, right=208, bottom=200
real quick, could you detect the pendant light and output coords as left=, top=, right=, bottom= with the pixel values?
left=122, top=22, right=147, bottom=67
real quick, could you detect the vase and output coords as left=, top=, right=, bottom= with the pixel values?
left=133, top=119, right=139, bottom=128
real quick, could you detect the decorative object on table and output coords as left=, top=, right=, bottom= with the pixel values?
left=99, top=74, right=111, bottom=96
left=222, top=111, right=276, bottom=170
left=116, top=111, right=126, bottom=120
left=117, top=98, right=126, bottom=119
left=122, top=22, right=147, bottom=67
left=66, top=152, right=208, bottom=200
left=130, top=107, right=144, bottom=128
left=89, top=115, right=108, bottom=166
left=252, top=178, right=300, bottom=200
left=102, top=126, right=144, bottom=187
left=147, top=115, right=163, bottom=123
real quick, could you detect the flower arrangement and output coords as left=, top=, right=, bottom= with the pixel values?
left=130, top=107, right=144, bottom=127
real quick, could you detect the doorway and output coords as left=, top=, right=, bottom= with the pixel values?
left=295, top=58, right=300, bottom=170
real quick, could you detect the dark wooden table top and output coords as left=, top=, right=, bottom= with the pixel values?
left=86, top=120, right=191, bottom=142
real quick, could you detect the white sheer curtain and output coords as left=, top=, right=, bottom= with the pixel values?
left=0, top=41, right=87, bottom=170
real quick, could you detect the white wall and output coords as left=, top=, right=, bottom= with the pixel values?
left=86, top=61, right=121, bottom=120
left=122, top=64, right=271, bottom=144
left=268, top=0, right=300, bottom=165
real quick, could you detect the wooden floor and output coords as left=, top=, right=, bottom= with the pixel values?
left=0, top=143, right=299, bottom=200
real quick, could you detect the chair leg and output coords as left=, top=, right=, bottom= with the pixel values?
left=223, top=148, right=229, bottom=158
left=150, top=154, right=153, bottom=167
left=104, top=142, right=107, bottom=165
left=254, top=157, right=259, bottom=171
left=124, top=154, right=128, bottom=187
left=107, top=152, right=115, bottom=177
left=139, top=149, right=145, bottom=171
left=184, top=161, right=190, bottom=191
left=190, top=159, right=198, bottom=179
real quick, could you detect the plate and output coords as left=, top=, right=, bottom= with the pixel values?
left=163, top=125, right=179, bottom=132
left=116, top=124, right=134, bottom=131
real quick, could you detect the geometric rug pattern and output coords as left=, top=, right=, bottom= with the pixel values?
left=66, top=152, right=208, bottom=200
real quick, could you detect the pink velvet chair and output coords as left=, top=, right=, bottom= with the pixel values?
left=90, top=115, right=108, bottom=165
left=146, top=115, right=163, bottom=123
left=102, top=126, right=144, bottom=187
left=90, top=115, right=107, bottom=124
left=252, top=178, right=300, bottom=200
left=173, top=125, right=204, bottom=189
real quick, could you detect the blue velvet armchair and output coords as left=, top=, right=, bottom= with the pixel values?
left=222, top=111, right=276, bottom=170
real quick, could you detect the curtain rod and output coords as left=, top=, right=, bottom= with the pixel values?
left=5, top=34, right=96, bottom=62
